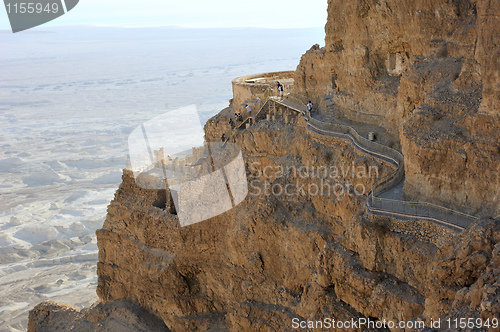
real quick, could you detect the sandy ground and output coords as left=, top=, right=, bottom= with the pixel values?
left=0, top=26, right=323, bottom=331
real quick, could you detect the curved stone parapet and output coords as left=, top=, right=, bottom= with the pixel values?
left=232, top=71, right=295, bottom=115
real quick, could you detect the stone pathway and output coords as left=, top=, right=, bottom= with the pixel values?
left=232, top=92, right=478, bottom=231
left=303, top=101, right=478, bottom=232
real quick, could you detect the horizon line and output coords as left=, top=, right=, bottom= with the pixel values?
left=0, top=23, right=326, bottom=32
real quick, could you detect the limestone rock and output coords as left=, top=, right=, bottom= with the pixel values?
left=27, top=300, right=170, bottom=332
left=295, top=0, right=500, bottom=217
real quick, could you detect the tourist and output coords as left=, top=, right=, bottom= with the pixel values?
left=238, top=113, right=243, bottom=122
left=277, top=82, right=284, bottom=98
left=229, top=118, right=234, bottom=129
left=221, top=133, right=226, bottom=142
left=245, top=104, right=252, bottom=115
left=307, top=101, right=313, bottom=112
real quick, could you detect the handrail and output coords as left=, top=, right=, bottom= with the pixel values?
left=305, top=114, right=478, bottom=231
left=235, top=89, right=273, bottom=130
left=254, top=89, right=272, bottom=119
left=235, top=117, right=250, bottom=130
left=306, top=121, right=404, bottom=196
left=372, top=196, right=478, bottom=219
left=366, top=205, right=466, bottom=232
left=222, top=89, right=272, bottom=147
left=288, top=92, right=309, bottom=106
left=279, top=94, right=308, bottom=112
left=273, top=97, right=307, bottom=114
left=308, top=118, right=404, bottom=166
left=223, top=89, right=479, bottom=230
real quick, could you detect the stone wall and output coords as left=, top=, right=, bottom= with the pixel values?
left=232, top=71, right=294, bottom=115
left=367, top=214, right=457, bottom=248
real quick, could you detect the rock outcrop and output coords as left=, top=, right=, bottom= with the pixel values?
left=29, top=117, right=500, bottom=331
left=28, top=300, right=170, bottom=331
left=294, top=0, right=500, bottom=217
left=92, top=121, right=398, bottom=330
left=28, top=0, right=500, bottom=330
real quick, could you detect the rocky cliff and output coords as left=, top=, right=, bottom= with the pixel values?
left=28, top=0, right=500, bottom=330
left=29, top=117, right=500, bottom=331
left=294, top=0, right=500, bottom=217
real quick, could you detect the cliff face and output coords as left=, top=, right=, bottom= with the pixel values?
left=94, top=121, right=402, bottom=330
left=29, top=118, right=499, bottom=331
left=28, top=0, right=500, bottom=330
left=296, top=0, right=499, bottom=119
left=294, top=0, right=500, bottom=217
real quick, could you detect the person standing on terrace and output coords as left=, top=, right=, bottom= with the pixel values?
left=277, top=81, right=284, bottom=98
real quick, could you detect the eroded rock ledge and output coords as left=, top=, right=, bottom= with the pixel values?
left=28, top=0, right=500, bottom=329
left=295, top=0, right=500, bottom=217
left=29, top=118, right=499, bottom=331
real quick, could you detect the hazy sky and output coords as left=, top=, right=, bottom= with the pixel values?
left=0, top=0, right=328, bottom=30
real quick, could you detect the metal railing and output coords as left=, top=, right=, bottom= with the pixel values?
left=368, top=197, right=477, bottom=231
left=226, top=91, right=479, bottom=231
left=222, top=90, right=273, bottom=147
left=236, top=90, right=304, bottom=130
left=277, top=94, right=308, bottom=113
left=288, top=92, right=309, bottom=105
left=234, top=89, right=273, bottom=131
left=308, top=118, right=404, bottom=167
left=305, top=115, right=478, bottom=231
left=254, top=89, right=273, bottom=119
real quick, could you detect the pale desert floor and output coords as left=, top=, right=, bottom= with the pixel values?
left=0, top=26, right=324, bottom=331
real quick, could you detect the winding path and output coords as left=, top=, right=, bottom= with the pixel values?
left=239, top=93, right=478, bottom=232
left=305, top=118, right=477, bottom=232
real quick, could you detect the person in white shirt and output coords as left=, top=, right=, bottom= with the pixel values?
left=307, top=101, right=313, bottom=117
left=245, top=104, right=252, bottom=115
